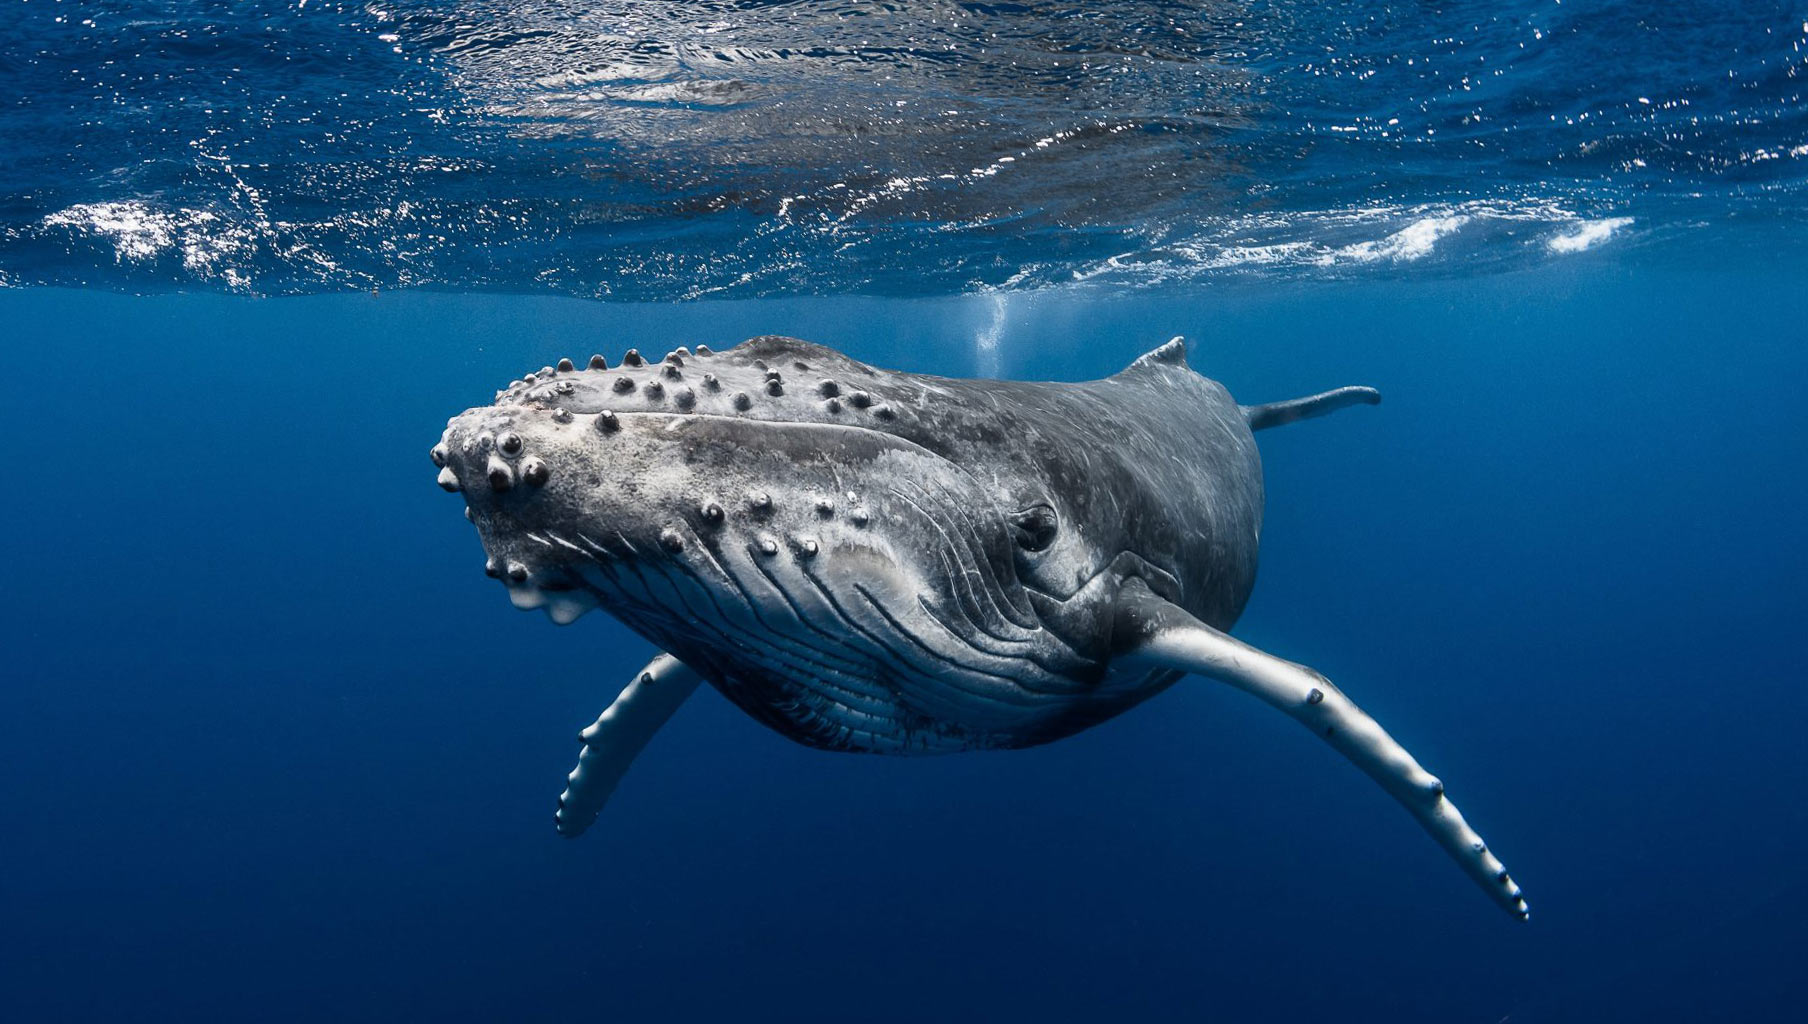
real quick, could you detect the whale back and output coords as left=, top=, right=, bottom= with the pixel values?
left=668, top=336, right=1266, bottom=634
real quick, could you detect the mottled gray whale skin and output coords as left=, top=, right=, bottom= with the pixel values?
left=432, top=336, right=1528, bottom=918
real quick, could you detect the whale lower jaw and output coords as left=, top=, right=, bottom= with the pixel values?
left=506, top=581, right=597, bottom=625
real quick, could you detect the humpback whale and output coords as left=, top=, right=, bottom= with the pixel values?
left=431, top=335, right=1527, bottom=918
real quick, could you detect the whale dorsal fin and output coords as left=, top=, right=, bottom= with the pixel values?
left=1117, top=336, right=1190, bottom=375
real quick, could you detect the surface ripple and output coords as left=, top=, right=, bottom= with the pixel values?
left=2, top=1, right=1804, bottom=297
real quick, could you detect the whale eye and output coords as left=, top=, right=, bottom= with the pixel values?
left=1008, top=504, right=1059, bottom=552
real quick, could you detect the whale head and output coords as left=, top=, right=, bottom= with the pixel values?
left=431, top=342, right=1114, bottom=750
left=432, top=368, right=1026, bottom=628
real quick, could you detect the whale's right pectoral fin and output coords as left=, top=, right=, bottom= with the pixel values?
left=1111, top=579, right=1528, bottom=919
left=554, top=652, right=704, bottom=838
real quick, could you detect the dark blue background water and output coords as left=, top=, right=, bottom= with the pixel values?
left=5, top=1, right=1808, bottom=1021
left=6, top=244, right=1807, bottom=1020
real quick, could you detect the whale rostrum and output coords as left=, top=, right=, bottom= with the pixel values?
left=433, top=335, right=1527, bottom=919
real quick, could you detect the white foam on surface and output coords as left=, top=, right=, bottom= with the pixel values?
left=43, top=201, right=184, bottom=261
left=1547, top=217, right=1634, bottom=254
left=41, top=200, right=260, bottom=288
left=1065, top=198, right=1626, bottom=288
left=1336, top=215, right=1471, bottom=263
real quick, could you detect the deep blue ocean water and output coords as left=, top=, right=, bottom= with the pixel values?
left=4, top=3, right=1808, bottom=1023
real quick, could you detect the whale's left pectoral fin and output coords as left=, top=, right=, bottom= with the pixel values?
left=555, top=652, right=704, bottom=838
left=1112, top=580, right=1528, bottom=919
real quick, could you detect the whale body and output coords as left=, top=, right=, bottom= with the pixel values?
left=432, top=335, right=1528, bottom=918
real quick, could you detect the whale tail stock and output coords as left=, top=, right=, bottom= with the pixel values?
left=1241, top=386, right=1382, bottom=431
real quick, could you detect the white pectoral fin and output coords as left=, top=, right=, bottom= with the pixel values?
left=554, top=652, right=704, bottom=838
left=1114, top=580, right=1528, bottom=919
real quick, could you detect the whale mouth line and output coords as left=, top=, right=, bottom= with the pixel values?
left=579, top=408, right=915, bottom=443
left=584, top=410, right=983, bottom=502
